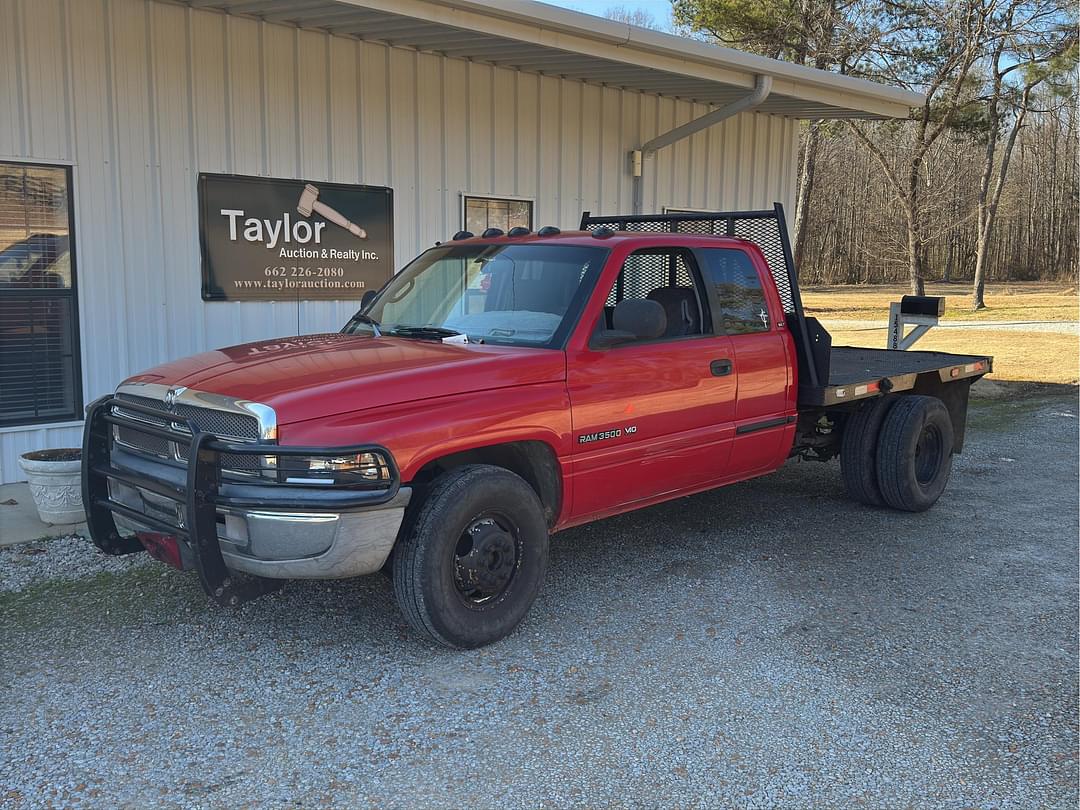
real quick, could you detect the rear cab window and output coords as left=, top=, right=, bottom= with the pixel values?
left=697, top=248, right=772, bottom=334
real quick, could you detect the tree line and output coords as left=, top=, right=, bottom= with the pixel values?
left=795, top=103, right=1077, bottom=287
left=610, top=0, right=1080, bottom=307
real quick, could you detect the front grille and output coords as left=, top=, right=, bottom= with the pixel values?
left=113, top=393, right=261, bottom=472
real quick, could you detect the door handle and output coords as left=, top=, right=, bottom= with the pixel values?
left=710, top=359, right=733, bottom=377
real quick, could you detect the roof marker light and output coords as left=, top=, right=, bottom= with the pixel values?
left=481, top=227, right=505, bottom=238
left=537, top=226, right=561, bottom=237
left=507, top=226, right=531, bottom=237
left=452, top=230, right=474, bottom=240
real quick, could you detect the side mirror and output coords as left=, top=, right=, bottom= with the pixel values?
left=360, top=289, right=378, bottom=310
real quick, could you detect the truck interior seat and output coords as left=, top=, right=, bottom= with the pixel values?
left=646, top=286, right=700, bottom=337
left=612, top=298, right=667, bottom=341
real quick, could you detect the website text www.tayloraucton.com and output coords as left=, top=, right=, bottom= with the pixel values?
left=237, top=269, right=369, bottom=291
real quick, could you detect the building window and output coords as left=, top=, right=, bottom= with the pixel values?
left=463, top=195, right=533, bottom=234
left=0, top=162, right=81, bottom=426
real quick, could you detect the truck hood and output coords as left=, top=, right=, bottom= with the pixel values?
left=123, top=333, right=566, bottom=424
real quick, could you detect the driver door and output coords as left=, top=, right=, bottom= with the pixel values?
left=566, top=247, right=737, bottom=519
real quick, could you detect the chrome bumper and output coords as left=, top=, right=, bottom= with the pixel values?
left=110, top=476, right=410, bottom=579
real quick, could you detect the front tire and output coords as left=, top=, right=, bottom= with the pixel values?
left=392, top=464, right=549, bottom=648
left=875, top=395, right=954, bottom=512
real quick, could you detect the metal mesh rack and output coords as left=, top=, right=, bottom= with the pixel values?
left=579, top=203, right=822, bottom=388
left=581, top=204, right=798, bottom=314
left=604, top=248, right=696, bottom=307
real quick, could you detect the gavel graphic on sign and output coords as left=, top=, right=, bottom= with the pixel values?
left=296, top=183, right=368, bottom=239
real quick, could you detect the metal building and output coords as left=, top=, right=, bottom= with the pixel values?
left=0, top=0, right=919, bottom=483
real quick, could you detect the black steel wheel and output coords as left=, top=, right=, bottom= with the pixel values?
left=840, top=395, right=898, bottom=506
left=875, top=395, right=954, bottom=512
left=453, top=513, right=521, bottom=604
left=392, top=464, right=549, bottom=648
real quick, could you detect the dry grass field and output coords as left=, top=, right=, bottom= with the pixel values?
left=803, top=282, right=1079, bottom=385
left=803, top=281, right=1079, bottom=323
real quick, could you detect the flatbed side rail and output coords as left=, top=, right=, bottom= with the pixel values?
left=579, top=203, right=822, bottom=388
left=82, top=395, right=401, bottom=606
left=801, top=350, right=993, bottom=407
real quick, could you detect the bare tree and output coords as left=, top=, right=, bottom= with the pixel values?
left=846, top=0, right=1003, bottom=295
left=665, top=0, right=1078, bottom=292
left=794, top=110, right=1077, bottom=287
left=603, top=5, right=663, bottom=30
left=971, top=1, right=1078, bottom=309
left=671, top=0, right=875, bottom=272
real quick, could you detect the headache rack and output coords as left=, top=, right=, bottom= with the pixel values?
left=579, top=204, right=828, bottom=393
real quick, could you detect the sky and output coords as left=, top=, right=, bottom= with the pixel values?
left=545, top=0, right=675, bottom=31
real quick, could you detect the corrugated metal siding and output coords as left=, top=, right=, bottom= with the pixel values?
left=0, top=0, right=797, bottom=482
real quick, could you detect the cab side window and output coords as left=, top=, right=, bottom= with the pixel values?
left=599, top=247, right=709, bottom=340
left=698, top=248, right=771, bottom=334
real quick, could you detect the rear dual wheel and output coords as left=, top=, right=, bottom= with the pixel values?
left=841, top=394, right=954, bottom=512
left=875, top=395, right=954, bottom=512
left=840, top=395, right=899, bottom=506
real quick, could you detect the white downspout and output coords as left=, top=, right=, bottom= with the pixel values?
left=630, top=74, right=773, bottom=213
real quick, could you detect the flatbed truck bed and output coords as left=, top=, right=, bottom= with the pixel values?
left=805, top=346, right=992, bottom=407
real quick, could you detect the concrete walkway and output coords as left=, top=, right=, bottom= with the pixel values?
left=0, top=482, right=86, bottom=547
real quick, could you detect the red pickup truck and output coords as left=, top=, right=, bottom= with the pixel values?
left=83, top=206, right=991, bottom=648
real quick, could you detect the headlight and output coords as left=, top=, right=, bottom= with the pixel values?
left=280, top=451, right=392, bottom=486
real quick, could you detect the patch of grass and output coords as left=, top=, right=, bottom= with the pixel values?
left=826, top=326, right=1079, bottom=385
left=0, top=564, right=206, bottom=635
left=803, top=281, right=1078, bottom=323
left=967, top=388, right=1078, bottom=432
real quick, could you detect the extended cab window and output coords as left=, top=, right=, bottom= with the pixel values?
left=344, top=243, right=606, bottom=348
left=698, top=248, right=771, bottom=334
left=599, top=247, right=708, bottom=340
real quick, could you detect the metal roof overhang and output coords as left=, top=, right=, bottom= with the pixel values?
left=177, top=0, right=923, bottom=120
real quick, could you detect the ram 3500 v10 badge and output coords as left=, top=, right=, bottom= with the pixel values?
left=83, top=206, right=991, bottom=648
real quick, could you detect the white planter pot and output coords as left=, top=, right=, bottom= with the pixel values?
left=18, top=449, right=86, bottom=525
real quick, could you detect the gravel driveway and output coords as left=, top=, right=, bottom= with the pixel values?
left=2, top=390, right=1077, bottom=809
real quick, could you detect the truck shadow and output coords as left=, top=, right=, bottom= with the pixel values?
left=248, top=458, right=865, bottom=654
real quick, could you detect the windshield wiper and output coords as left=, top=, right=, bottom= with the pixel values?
left=350, top=313, right=381, bottom=336
left=388, top=325, right=465, bottom=341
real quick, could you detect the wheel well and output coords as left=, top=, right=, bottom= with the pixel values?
left=409, top=441, right=563, bottom=527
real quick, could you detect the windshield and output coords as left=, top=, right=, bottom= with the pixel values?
left=343, top=242, right=608, bottom=347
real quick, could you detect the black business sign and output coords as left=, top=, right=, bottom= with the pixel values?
left=198, top=173, right=393, bottom=301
